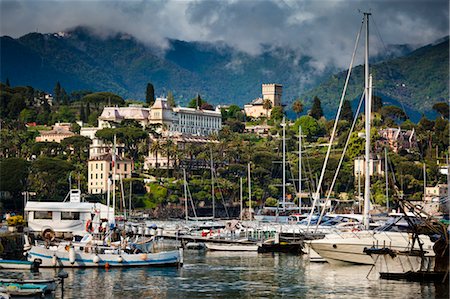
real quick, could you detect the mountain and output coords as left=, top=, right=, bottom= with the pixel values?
left=0, top=27, right=446, bottom=119
left=298, top=37, right=449, bottom=121
left=0, top=27, right=336, bottom=107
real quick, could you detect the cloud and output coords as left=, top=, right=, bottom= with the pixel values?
left=1, top=0, right=448, bottom=70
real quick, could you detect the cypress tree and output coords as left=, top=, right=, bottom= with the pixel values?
left=5, top=78, right=10, bottom=87
left=146, top=83, right=155, bottom=106
left=310, top=96, right=324, bottom=120
left=341, top=100, right=354, bottom=122
left=86, top=102, right=91, bottom=120
left=80, top=103, right=86, bottom=122
left=54, top=82, right=61, bottom=104
left=167, top=91, right=176, bottom=107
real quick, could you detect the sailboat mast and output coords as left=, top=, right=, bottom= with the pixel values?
left=282, top=117, right=286, bottom=211
left=298, top=126, right=302, bottom=211
left=248, top=162, right=252, bottom=220
left=112, top=134, right=117, bottom=226
left=210, top=148, right=215, bottom=218
left=184, top=169, right=188, bottom=223
left=385, top=147, right=389, bottom=211
left=240, top=177, right=243, bottom=221
left=363, top=12, right=371, bottom=230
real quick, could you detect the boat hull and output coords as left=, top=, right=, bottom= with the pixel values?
left=27, top=245, right=182, bottom=268
left=0, top=260, right=39, bottom=270
left=309, top=232, right=435, bottom=265
left=205, top=243, right=258, bottom=251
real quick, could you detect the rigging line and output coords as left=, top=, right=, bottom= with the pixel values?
left=186, top=179, right=198, bottom=219
left=314, top=90, right=365, bottom=232
left=212, top=169, right=230, bottom=218
left=307, top=17, right=364, bottom=227
left=371, top=15, right=408, bottom=117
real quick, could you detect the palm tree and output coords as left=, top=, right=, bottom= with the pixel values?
left=150, top=139, right=162, bottom=169
left=292, top=99, right=304, bottom=118
left=262, top=99, right=272, bottom=120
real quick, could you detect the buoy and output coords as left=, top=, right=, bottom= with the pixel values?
left=140, top=254, right=147, bottom=261
left=105, top=262, right=110, bottom=269
left=117, top=256, right=123, bottom=263
left=68, top=247, right=76, bottom=265
left=52, top=254, right=58, bottom=266
left=93, top=255, right=100, bottom=264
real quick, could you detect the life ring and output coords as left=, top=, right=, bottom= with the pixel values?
left=86, top=220, right=94, bottom=233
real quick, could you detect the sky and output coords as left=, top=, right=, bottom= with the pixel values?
left=0, top=0, right=448, bottom=70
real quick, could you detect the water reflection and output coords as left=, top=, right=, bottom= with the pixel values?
left=1, top=252, right=447, bottom=298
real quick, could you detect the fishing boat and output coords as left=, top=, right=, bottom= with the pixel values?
left=25, top=189, right=113, bottom=238
left=0, top=259, right=41, bottom=270
left=0, top=278, right=59, bottom=294
left=0, top=283, right=47, bottom=297
left=25, top=234, right=183, bottom=268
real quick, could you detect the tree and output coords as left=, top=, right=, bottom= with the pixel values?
left=380, top=105, right=408, bottom=123
left=60, top=135, right=92, bottom=161
left=146, top=83, right=155, bottom=106
left=341, top=100, right=353, bottom=122
left=188, top=94, right=203, bottom=109
left=372, top=95, right=383, bottom=112
left=82, top=92, right=124, bottom=108
left=270, top=106, right=284, bottom=121
left=292, top=99, right=304, bottom=118
left=54, top=82, right=61, bottom=104
left=262, top=99, right=272, bottom=119
left=61, top=88, right=69, bottom=105
left=5, top=78, right=10, bottom=87
left=292, top=115, right=322, bottom=141
left=80, top=104, right=86, bottom=122
left=150, top=139, right=163, bottom=169
left=0, top=158, right=29, bottom=208
left=7, top=94, right=26, bottom=119
left=167, top=91, right=176, bottom=107
left=309, top=96, right=324, bottom=120
left=86, top=102, right=91, bottom=120
left=28, top=157, right=74, bottom=200
left=432, top=102, right=449, bottom=119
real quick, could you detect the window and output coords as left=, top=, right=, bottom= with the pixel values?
left=101, top=163, right=103, bottom=171
left=95, top=174, right=98, bottom=179
left=34, top=211, right=52, bottom=219
left=100, top=173, right=103, bottom=179
left=61, top=212, right=80, bottom=220
left=96, top=163, right=98, bottom=169
left=124, top=164, right=127, bottom=171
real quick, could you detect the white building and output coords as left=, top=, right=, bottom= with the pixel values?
left=354, top=157, right=383, bottom=177
left=98, top=98, right=222, bottom=136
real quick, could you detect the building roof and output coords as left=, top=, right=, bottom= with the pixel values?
left=38, top=126, right=75, bottom=136
left=99, top=107, right=150, bottom=121
left=151, top=97, right=171, bottom=109
left=173, top=106, right=221, bottom=116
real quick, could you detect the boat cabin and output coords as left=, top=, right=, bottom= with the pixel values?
left=25, top=189, right=113, bottom=237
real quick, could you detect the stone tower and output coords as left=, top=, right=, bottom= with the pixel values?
left=262, top=83, right=282, bottom=107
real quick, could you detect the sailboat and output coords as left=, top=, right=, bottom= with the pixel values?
left=309, top=12, right=435, bottom=265
left=254, top=118, right=303, bottom=222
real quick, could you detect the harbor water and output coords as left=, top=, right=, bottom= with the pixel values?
left=3, top=251, right=447, bottom=298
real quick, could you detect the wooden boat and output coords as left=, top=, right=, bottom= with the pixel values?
left=0, top=259, right=41, bottom=270
left=26, top=243, right=183, bottom=268
left=205, top=242, right=258, bottom=251
left=0, top=283, right=47, bottom=297
left=0, top=278, right=58, bottom=293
